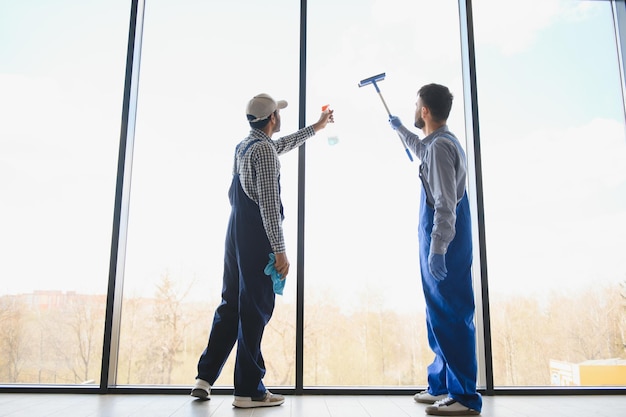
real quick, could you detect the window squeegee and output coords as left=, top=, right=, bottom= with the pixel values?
left=358, top=73, right=413, bottom=162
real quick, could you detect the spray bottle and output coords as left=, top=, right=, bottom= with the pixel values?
left=321, top=104, right=339, bottom=146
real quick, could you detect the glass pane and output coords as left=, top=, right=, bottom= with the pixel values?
left=304, top=0, right=466, bottom=386
left=117, top=0, right=300, bottom=387
left=0, top=1, right=128, bottom=384
left=473, top=0, right=626, bottom=387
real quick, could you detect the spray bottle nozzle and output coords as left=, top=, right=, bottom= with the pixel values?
left=321, top=104, right=338, bottom=145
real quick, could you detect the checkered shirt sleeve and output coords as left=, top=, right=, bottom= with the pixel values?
left=236, top=126, right=315, bottom=253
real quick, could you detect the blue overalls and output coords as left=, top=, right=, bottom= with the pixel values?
left=419, top=141, right=482, bottom=412
left=196, top=139, right=278, bottom=398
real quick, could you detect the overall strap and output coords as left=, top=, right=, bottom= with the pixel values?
left=439, top=132, right=468, bottom=206
left=233, top=139, right=262, bottom=173
left=439, top=132, right=466, bottom=161
left=420, top=132, right=467, bottom=208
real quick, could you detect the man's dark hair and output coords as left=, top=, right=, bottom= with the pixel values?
left=418, top=84, right=453, bottom=123
left=248, top=110, right=276, bottom=129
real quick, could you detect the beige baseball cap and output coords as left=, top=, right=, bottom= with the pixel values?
left=246, top=93, right=288, bottom=122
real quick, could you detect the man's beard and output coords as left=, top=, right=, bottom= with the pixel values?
left=414, top=117, right=425, bottom=129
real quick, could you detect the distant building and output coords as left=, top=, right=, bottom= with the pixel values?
left=550, top=359, right=626, bottom=386
left=3, top=290, right=105, bottom=311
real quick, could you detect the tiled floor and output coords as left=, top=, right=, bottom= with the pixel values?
left=0, top=393, right=625, bottom=417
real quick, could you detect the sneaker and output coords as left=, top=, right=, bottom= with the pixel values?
left=414, top=390, right=448, bottom=404
left=232, top=391, right=285, bottom=408
left=190, top=378, right=211, bottom=400
left=425, top=397, right=480, bottom=416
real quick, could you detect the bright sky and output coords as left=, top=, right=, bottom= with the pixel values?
left=0, top=0, right=624, bottom=312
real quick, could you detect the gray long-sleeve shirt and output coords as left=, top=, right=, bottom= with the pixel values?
left=396, top=124, right=468, bottom=255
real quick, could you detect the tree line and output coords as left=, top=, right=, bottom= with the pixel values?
left=1, top=276, right=624, bottom=387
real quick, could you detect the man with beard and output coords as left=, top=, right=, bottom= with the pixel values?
left=389, top=83, right=482, bottom=416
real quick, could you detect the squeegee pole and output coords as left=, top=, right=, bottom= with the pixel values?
left=397, top=132, right=413, bottom=162
left=374, top=84, right=392, bottom=115
left=374, top=84, right=413, bottom=162
left=359, top=73, right=413, bottom=162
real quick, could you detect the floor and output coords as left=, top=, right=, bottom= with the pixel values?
left=0, top=393, right=625, bottom=417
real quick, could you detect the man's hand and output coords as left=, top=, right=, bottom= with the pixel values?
left=389, top=115, right=402, bottom=130
left=274, top=252, right=290, bottom=279
left=428, top=252, right=447, bottom=281
left=312, top=109, right=334, bottom=132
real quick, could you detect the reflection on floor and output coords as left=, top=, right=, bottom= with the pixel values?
left=0, top=393, right=625, bottom=417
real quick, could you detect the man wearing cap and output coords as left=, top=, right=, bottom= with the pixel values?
left=191, top=93, right=332, bottom=408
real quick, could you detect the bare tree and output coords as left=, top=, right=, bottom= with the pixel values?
left=148, top=272, right=193, bottom=384
left=50, top=294, right=106, bottom=383
left=264, top=300, right=296, bottom=385
left=117, top=295, right=143, bottom=384
left=0, top=296, right=28, bottom=382
left=548, top=286, right=618, bottom=363
left=491, top=295, right=551, bottom=385
left=615, top=280, right=626, bottom=356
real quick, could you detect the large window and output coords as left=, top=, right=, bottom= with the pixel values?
left=1, top=0, right=624, bottom=393
left=0, top=0, right=128, bottom=384
left=304, top=0, right=468, bottom=387
left=115, top=0, right=301, bottom=387
left=474, top=0, right=626, bottom=387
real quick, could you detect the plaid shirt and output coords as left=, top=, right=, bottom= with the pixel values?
left=233, top=125, right=315, bottom=253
